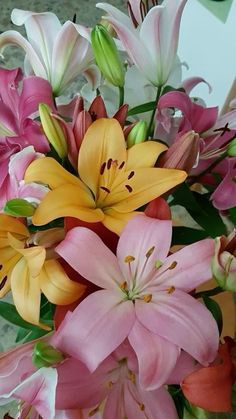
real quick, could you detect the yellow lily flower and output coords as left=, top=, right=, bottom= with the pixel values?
left=0, top=215, right=86, bottom=328
left=25, top=118, right=187, bottom=234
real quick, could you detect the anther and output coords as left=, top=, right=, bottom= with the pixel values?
left=139, top=403, right=145, bottom=411
left=146, top=246, right=155, bottom=258
left=125, top=184, right=133, bottom=193
left=120, top=281, right=127, bottom=290
left=0, top=276, right=7, bottom=291
left=100, top=162, right=106, bottom=175
left=89, top=406, right=100, bottom=417
left=119, top=161, right=125, bottom=169
left=124, top=255, right=135, bottom=263
left=107, top=380, right=113, bottom=389
left=128, top=370, right=136, bottom=383
left=143, top=294, right=152, bottom=303
left=100, top=186, right=110, bottom=193
left=167, top=286, right=175, bottom=294
left=128, top=171, right=135, bottom=180
left=107, top=158, right=113, bottom=169
left=168, top=261, right=177, bottom=270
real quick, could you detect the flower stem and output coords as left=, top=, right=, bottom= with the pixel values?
left=147, top=85, right=162, bottom=139
left=118, top=86, right=124, bottom=107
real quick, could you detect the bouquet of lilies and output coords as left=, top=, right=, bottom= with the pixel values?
left=0, top=0, right=236, bottom=418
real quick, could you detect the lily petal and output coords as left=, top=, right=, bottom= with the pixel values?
left=78, top=118, right=127, bottom=198
left=102, top=208, right=139, bottom=235
left=126, top=141, right=167, bottom=170
left=135, top=290, right=219, bottom=365
left=154, top=238, right=215, bottom=291
left=25, top=157, right=82, bottom=189
left=117, top=216, right=172, bottom=287
left=52, top=290, right=135, bottom=372
left=129, top=320, right=180, bottom=390
left=108, top=167, right=187, bottom=212
left=31, top=184, right=103, bottom=226
left=39, top=259, right=86, bottom=305
left=56, top=227, right=122, bottom=290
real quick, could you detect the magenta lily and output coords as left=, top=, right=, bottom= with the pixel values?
left=97, top=0, right=187, bottom=87
left=0, top=9, right=98, bottom=96
left=54, top=215, right=219, bottom=390
left=0, top=68, right=54, bottom=194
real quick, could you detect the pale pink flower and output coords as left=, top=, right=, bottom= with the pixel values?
left=96, top=0, right=187, bottom=87
left=0, top=146, right=47, bottom=210
left=211, top=157, right=236, bottom=210
left=54, top=215, right=219, bottom=390
left=0, top=9, right=99, bottom=96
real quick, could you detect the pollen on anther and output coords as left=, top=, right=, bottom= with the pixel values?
left=124, top=255, right=135, bottom=263
left=139, top=403, right=145, bottom=411
left=119, top=160, right=125, bottom=169
left=125, top=184, right=133, bottom=193
left=128, top=370, right=136, bottom=383
left=128, top=171, right=135, bottom=180
left=100, top=162, right=106, bottom=175
left=146, top=246, right=155, bottom=258
left=120, top=281, right=127, bottom=290
left=100, top=186, right=110, bottom=193
left=168, top=261, right=177, bottom=270
left=143, top=294, right=152, bottom=303
left=167, top=286, right=175, bottom=294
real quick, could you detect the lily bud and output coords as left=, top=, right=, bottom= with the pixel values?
left=127, top=121, right=147, bottom=148
left=91, top=24, right=125, bottom=87
left=4, top=198, right=36, bottom=217
left=212, top=231, right=236, bottom=291
left=39, top=103, right=67, bottom=158
left=32, top=341, right=64, bottom=369
left=227, top=137, right=236, bottom=157
left=159, top=131, right=200, bottom=173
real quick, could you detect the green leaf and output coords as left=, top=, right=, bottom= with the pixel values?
left=203, top=296, right=223, bottom=335
left=4, top=198, right=35, bottom=217
left=128, top=101, right=156, bottom=116
left=16, top=327, right=50, bottom=343
left=172, top=227, right=209, bottom=245
left=171, top=183, right=227, bottom=238
left=0, top=301, right=53, bottom=331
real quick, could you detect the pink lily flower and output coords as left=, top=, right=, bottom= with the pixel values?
left=211, top=157, right=236, bottom=210
left=0, top=340, right=57, bottom=419
left=0, top=68, right=54, bottom=191
left=0, top=9, right=99, bottom=96
left=54, top=215, right=219, bottom=390
left=54, top=339, right=178, bottom=418
left=157, top=90, right=236, bottom=175
left=0, top=146, right=48, bottom=211
left=96, top=0, right=187, bottom=87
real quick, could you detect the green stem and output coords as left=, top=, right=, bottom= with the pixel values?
left=118, top=86, right=124, bottom=107
left=194, top=286, right=223, bottom=299
left=147, top=85, right=162, bottom=139
left=189, top=151, right=227, bottom=185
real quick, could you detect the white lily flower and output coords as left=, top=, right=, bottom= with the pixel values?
left=97, top=0, right=187, bottom=87
left=0, top=9, right=99, bottom=96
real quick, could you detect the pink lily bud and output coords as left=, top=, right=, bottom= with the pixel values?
left=73, top=110, right=93, bottom=150
left=159, top=130, right=200, bottom=173
left=212, top=231, right=236, bottom=291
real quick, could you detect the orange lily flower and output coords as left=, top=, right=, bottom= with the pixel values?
left=25, top=118, right=186, bottom=234
left=0, top=215, right=85, bottom=328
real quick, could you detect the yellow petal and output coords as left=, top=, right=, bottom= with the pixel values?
left=108, top=168, right=187, bottom=213
left=10, top=258, right=47, bottom=328
left=78, top=118, right=127, bottom=198
left=24, top=157, right=85, bottom=190
left=18, top=247, right=46, bottom=278
left=126, top=141, right=167, bottom=170
left=103, top=208, right=142, bottom=235
left=32, top=185, right=104, bottom=226
left=0, top=215, right=29, bottom=240
left=40, top=259, right=86, bottom=305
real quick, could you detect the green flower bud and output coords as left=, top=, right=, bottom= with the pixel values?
left=39, top=103, right=67, bottom=158
left=127, top=121, right=147, bottom=148
left=91, top=24, right=125, bottom=87
left=227, top=136, right=236, bottom=156
left=32, top=341, right=64, bottom=369
left=4, top=198, right=36, bottom=217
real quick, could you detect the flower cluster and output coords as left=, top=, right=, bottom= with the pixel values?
left=0, top=1, right=235, bottom=418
